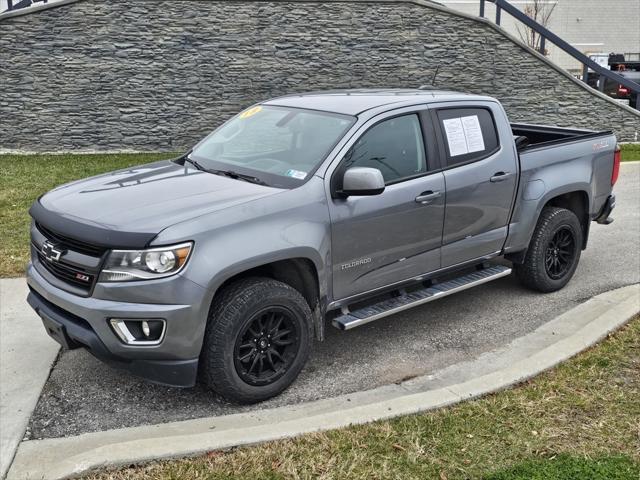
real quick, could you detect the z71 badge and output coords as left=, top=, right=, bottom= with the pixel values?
left=592, top=140, right=609, bottom=151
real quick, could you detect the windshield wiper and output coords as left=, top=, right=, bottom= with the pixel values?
left=184, top=156, right=268, bottom=186
left=184, top=156, right=206, bottom=171
left=207, top=169, right=269, bottom=186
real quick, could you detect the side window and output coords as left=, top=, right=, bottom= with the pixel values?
left=342, top=114, right=427, bottom=184
left=437, top=108, right=499, bottom=167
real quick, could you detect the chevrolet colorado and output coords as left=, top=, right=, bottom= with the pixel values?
left=27, top=89, right=619, bottom=403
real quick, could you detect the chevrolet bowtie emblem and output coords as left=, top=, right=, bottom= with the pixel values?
left=42, top=241, right=65, bottom=262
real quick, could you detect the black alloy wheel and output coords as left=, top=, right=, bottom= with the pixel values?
left=544, top=226, right=577, bottom=280
left=233, top=307, right=301, bottom=386
left=514, top=207, right=583, bottom=293
left=200, top=277, right=312, bottom=404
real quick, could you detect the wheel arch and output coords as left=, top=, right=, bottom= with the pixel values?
left=543, top=190, right=590, bottom=249
left=506, top=188, right=591, bottom=264
left=206, top=255, right=326, bottom=341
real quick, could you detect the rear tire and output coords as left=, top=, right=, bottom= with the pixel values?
left=514, top=207, right=583, bottom=293
left=200, top=277, right=312, bottom=404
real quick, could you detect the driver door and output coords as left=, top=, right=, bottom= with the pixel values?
left=327, top=111, right=445, bottom=301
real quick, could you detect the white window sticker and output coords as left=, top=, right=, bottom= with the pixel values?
left=461, top=115, right=485, bottom=153
left=285, top=169, right=307, bottom=180
left=442, top=115, right=486, bottom=157
left=442, top=117, right=468, bottom=157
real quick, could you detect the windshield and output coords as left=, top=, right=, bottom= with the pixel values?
left=190, top=105, right=356, bottom=188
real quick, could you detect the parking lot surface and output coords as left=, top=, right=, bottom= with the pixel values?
left=28, top=163, right=640, bottom=439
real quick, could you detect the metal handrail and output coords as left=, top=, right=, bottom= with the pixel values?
left=4, top=0, right=60, bottom=12
left=480, top=0, right=640, bottom=109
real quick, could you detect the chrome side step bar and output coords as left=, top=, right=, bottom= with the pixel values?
left=332, top=265, right=512, bottom=330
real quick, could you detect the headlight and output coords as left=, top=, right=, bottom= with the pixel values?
left=99, top=242, right=193, bottom=282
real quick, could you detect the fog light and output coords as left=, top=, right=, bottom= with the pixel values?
left=141, top=320, right=150, bottom=338
left=110, top=319, right=166, bottom=345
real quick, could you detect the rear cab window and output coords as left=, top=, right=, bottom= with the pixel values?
left=435, top=107, right=500, bottom=167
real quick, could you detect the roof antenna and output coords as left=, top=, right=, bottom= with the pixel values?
left=431, top=65, right=440, bottom=86
left=419, top=65, right=440, bottom=90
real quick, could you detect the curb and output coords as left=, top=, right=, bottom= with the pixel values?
left=7, top=284, right=640, bottom=480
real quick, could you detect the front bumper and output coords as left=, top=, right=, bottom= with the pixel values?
left=27, top=289, right=197, bottom=386
left=26, top=262, right=210, bottom=387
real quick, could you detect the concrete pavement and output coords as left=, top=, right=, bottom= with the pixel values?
left=0, top=278, right=59, bottom=479
left=6, top=284, right=639, bottom=480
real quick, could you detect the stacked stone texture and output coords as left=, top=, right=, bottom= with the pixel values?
left=1, top=0, right=638, bottom=151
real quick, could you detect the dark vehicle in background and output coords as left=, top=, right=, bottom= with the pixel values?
left=601, top=54, right=640, bottom=110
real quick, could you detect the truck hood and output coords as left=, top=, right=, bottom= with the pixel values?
left=32, top=160, right=282, bottom=248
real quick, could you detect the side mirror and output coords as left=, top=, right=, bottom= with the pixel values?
left=341, top=167, right=385, bottom=196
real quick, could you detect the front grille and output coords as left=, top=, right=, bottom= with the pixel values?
left=36, top=222, right=107, bottom=257
left=34, top=223, right=106, bottom=295
left=37, top=252, right=96, bottom=292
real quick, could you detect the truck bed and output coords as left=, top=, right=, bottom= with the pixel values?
left=511, top=123, right=612, bottom=151
left=504, top=122, right=617, bottom=258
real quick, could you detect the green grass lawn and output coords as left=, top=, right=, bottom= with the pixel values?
left=621, top=143, right=640, bottom=161
left=484, top=454, right=639, bottom=480
left=83, top=319, right=639, bottom=480
left=0, top=153, right=178, bottom=277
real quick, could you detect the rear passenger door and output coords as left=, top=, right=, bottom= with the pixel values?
left=431, top=102, right=518, bottom=267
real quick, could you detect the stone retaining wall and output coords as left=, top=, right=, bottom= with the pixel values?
left=1, top=0, right=638, bottom=151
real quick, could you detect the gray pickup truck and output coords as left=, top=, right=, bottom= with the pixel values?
left=27, top=89, right=619, bottom=403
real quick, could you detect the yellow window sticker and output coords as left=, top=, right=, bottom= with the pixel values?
left=239, top=106, right=262, bottom=119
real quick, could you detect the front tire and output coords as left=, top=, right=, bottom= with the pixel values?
left=200, top=277, right=312, bottom=404
left=515, top=207, right=583, bottom=293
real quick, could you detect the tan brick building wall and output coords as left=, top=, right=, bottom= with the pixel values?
left=439, top=0, right=640, bottom=74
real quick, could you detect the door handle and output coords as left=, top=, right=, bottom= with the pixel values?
left=415, top=190, right=441, bottom=204
left=490, top=171, right=512, bottom=183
